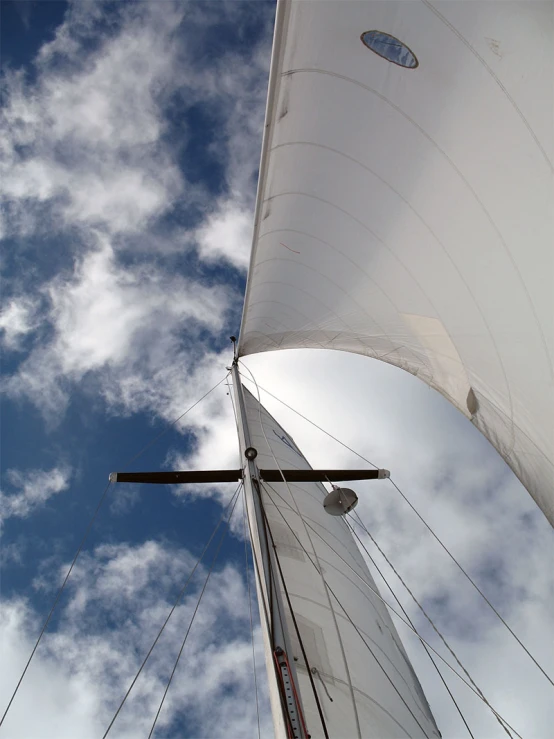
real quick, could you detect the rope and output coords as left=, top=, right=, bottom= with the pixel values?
left=148, top=489, right=241, bottom=738
left=312, top=667, right=333, bottom=702
left=347, top=513, right=475, bottom=739
left=102, top=484, right=242, bottom=738
left=239, top=375, right=553, bottom=689
left=262, top=480, right=523, bottom=739
left=0, top=480, right=113, bottom=728
left=242, top=491, right=262, bottom=739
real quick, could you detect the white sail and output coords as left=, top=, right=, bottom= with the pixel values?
left=237, top=382, right=440, bottom=738
left=239, top=0, right=554, bottom=524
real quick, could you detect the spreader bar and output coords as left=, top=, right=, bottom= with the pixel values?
left=109, top=470, right=243, bottom=484
left=109, top=469, right=389, bottom=485
left=259, top=469, right=388, bottom=482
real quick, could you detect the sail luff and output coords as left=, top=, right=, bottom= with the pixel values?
left=239, top=0, right=289, bottom=340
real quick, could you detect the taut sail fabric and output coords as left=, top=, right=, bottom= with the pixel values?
left=240, top=385, right=440, bottom=738
left=239, top=0, right=554, bottom=524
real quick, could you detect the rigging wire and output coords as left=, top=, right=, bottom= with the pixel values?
left=242, top=491, right=262, bottom=739
left=348, top=512, right=513, bottom=738
left=0, top=480, right=113, bottom=728
left=260, top=481, right=432, bottom=739
left=261, top=479, right=523, bottom=739
left=347, top=513, right=476, bottom=739
left=122, top=373, right=230, bottom=470
left=1, top=372, right=231, bottom=730
left=239, top=374, right=554, bottom=689
left=388, top=476, right=553, bottom=689
left=102, top=484, right=242, bottom=739
left=148, top=489, right=241, bottom=738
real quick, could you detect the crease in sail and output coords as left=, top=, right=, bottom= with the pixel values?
left=239, top=0, right=554, bottom=524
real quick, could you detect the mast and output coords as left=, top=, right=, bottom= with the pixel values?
left=231, top=362, right=307, bottom=739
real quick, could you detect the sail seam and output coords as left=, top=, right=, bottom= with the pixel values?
left=284, top=587, right=435, bottom=717
left=260, top=480, right=433, bottom=739
left=265, top=480, right=523, bottom=738
left=276, top=67, right=551, bottom=383
left=261, top=474, right=523, bottom=737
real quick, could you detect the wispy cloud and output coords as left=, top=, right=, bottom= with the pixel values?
left=3, top=234, right=233, bottom=421
left=0, top=538, right=271, bottom=738
left=1, top=2, right=186, bottom=239
left=0, top=298, right=39, bottom=351
left=1, top=0, right=270, bottom=426
left=1, top=466, right=71, bottom=520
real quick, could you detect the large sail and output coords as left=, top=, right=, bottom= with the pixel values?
left=237, top=382, right=440, bottom=738
left=238, top=0, right=554, bottom=524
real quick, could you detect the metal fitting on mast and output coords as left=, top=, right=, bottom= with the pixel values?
left=230, top=335, right=238, bottom=364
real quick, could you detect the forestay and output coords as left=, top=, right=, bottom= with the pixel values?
left=240, top=384, right=440, bottom=738
left=239, top=0, right=554, bottom=523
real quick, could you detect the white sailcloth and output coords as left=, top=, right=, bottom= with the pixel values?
left=239, top=0, right=554, bottom=524
left=240, top=385, right=440, bottom=738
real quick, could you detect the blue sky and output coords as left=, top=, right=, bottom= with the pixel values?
left=1, top=1, right=552, bottom=738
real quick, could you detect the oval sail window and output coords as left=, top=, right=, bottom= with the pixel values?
left=361, top=30, right=418, bottom=69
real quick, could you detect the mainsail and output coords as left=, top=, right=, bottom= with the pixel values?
left=234, top=379, right=440, bottom=738
left=239, top=0, right=554, bottom=523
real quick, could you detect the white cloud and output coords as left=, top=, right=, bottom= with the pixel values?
left=1, top=466, right=71, bottom=521
left=48, top=237, right=227, bottom=375
left=1, top=2, right=186, bottom=238
left=1, top=0, right=269, bottom=426
left=0, top=298, right=39, bottom=350
left=3, top=235, right=232, bottom=420
left=0, top=539, right=272, bottom=739
left=196, top=201, right=253, bottom=270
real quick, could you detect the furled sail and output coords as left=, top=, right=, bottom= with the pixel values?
left=238, top=383, right=440, bottom=738
left=238, top=0, right=554, bottom=523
